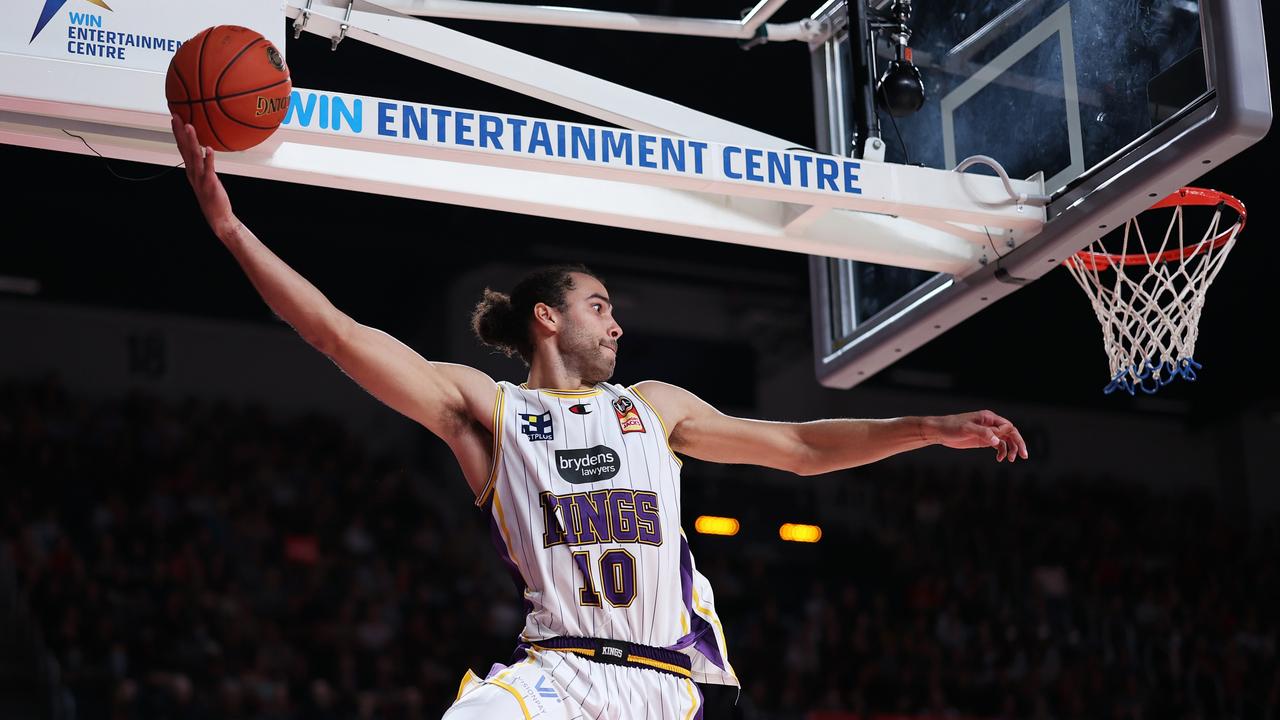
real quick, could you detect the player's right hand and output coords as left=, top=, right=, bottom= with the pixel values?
left=171, top=114, right=238, bottom=238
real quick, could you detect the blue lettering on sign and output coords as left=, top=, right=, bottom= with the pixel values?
left=59, top=20, right=181, bottom=53
left=376, top=102, right=396, bottom=137
left=637, top=134, right=657, bottom=169
left=744, top=148, right=763, bottom=182
left=843, top=160, right=862, bottom=194
left=285, top=92, right=361, bottom=132
left=403, top=104, right=429, bottom=140
left=794, top=155, right=812, bottom=187
left=602, top=130, right=632, bottom=165
left=722, top=146, right=742, bottom=180
left=508, top=117, right=527, bottom=152
left=571, top=126, right=596, bottom=161
left=66, top=39, right=123, bottom=58
left=816, top=157, right=838, bottom=191
left=660, top=138, right=685, bottom=173
left=768, top=152, right=791, bottom=185
left=688, top=141, right=708, bottom=174
left=478, top=114, right=503, bottom=149
left=431, top=107, right=451, bottom=140
left=332, top=96, right=361, bottom=132
left=454, top=110, right=475, bottom=146
left=529, top=121, right=553, bottom=156
left=283, top=93, right=866, bottom=196
left=284, top=91, right=316, bottom=127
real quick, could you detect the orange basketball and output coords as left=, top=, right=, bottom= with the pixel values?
left=166, top=26, right=292, bottom=152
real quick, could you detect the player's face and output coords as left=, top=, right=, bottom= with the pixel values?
left=558, top=273, right=623, bottom=383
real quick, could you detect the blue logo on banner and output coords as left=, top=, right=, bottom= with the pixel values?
left=30, top=0, right=111, bottom=42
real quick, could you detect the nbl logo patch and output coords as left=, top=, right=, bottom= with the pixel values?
left=613, top=396, right=646, bottom=434
left=520, top=412, right=554, bottom=441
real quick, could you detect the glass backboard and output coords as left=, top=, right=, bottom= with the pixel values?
left=810, top=0, right=1271, bottom=388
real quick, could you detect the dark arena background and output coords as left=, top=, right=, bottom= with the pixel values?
left=2, top=1, right=1278, bottom=719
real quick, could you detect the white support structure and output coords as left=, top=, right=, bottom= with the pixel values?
left=0, top=0, right=1046, bottom=278
left=0, top=108, right=986, bottom=273
left=740, top=0, right=793, bottom=36
left=362, top=0, right=821, bottom=42
left=287, top=0, right=796, bottom=150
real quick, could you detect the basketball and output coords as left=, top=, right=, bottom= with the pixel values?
left=166, top=25, right=291, bottom=152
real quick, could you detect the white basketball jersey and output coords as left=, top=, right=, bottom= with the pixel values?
left=478, top=381, right=737, bottom=686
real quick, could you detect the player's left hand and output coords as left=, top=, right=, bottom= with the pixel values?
left=929, top=410, right=1028, bottom=462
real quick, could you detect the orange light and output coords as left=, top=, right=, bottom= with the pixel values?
left=694, top=515, right=740, bottom=536
left=779, top=523, right=822, bottom=543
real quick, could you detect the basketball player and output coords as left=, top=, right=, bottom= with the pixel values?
left=171, top=116, right=1028, bottom=720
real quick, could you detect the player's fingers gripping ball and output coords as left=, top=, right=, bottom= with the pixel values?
left=166, top=25, right=292, bottom=152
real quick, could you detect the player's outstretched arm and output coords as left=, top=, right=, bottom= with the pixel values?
left=170, top=117, right=498, bottom=463
left=634, top=380, right=1027, bottom=476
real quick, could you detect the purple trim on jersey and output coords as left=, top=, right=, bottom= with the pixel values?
left=511, top=641, right=532, bottom=665
left=666, top=534, right=698, bottom=652
left=486, top=508, right=533, bottom=619
left=666, top=536, right=728, bottom=671
left=688, top=609, right=726, bottom=670
left=680, top=533, right=695, bottom=616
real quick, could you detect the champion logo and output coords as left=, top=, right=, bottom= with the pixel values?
left=568, top=403, right=593, bottom=415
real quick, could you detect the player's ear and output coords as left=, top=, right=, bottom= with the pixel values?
left=532, top=302, right=558, bottom=332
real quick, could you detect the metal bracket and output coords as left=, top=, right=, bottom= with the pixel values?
left=862, top=136, right=886, bottom=161
left=994, top=267, right=1032, bottom=285
left=738, top=7, right=768, bottom=50
left=331, top=1, right=355, bottom=50
left=292, top=0, right=313, bottom=39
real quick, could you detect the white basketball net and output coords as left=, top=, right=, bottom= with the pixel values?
left=1064, top=196, right=1243, bottom=395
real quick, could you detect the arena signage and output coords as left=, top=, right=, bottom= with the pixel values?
left=282, top=88, right=865, bottom=198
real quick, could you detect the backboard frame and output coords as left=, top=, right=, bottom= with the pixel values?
left=809, top=0, right=1272, bottom=389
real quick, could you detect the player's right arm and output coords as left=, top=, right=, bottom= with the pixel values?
left=171, top=116, right=498, bottom=492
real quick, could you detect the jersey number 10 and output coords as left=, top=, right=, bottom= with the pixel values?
left=572, top=549, right=638, bottom=607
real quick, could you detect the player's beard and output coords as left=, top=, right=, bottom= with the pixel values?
left=560, top=320, right=616, bottom=385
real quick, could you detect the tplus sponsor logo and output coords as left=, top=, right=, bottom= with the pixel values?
left=520, top=412, right=554, bottom=441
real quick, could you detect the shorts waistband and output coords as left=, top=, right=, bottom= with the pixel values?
left=529, top=636, right=692, bottom=679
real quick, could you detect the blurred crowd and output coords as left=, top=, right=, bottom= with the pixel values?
left=3, top=374, right=1277, bottom=720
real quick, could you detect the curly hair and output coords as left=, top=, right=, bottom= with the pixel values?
left=470, top=264, right=600, bottom=365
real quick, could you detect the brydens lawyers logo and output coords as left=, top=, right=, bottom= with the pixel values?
left=555, top=445, right=620, bottom=484
left=520, top=412, right=554, bottom=441
left=31, top=0, right=112, bottom=43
